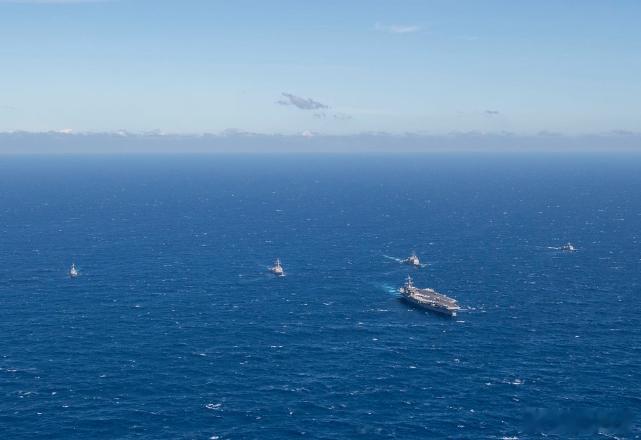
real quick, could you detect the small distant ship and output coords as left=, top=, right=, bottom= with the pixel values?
left=69, top=263, right=79, bottom=278
left=404, top=252, right=421, bottom=267
left=561, top=242, right=576, bottom=252
left=399, top=275, right=459, bottom=316
left=270, top=258, right=284, bottom=277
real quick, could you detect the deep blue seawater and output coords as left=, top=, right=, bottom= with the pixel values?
left=0, top=154, right=640, bottom=439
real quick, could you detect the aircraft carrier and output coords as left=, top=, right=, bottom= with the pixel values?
left=399, top=275, right=460, bottom=316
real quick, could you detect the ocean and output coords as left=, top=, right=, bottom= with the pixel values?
left=0, top=154, right=639, bottom=439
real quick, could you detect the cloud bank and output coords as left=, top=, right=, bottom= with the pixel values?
left=1, top=130, right=640, bottom=154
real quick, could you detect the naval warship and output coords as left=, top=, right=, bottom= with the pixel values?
left=404, top=252, right=421, bottom=267
left=399, top=275, right=460, bottom=316
left=270, top=258, right=284, bottom=277
left=561, top=242, right=576, bottom=252
left=69, top=263, right=79, bottom=278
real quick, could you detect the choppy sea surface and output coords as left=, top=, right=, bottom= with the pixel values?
left=0, top=154, right=640, bottom=439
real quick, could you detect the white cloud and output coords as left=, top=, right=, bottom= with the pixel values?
left=375, top=23, right=420, bottom=34
left=277, top=92, right=328, bottom=110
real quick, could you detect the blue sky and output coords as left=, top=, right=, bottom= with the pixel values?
left=1, top=0, right=640, bottom=135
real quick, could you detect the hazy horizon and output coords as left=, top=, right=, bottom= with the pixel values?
left=2, top=0, right=641, bottom=151
left=2, top=130, right=641, bottom=154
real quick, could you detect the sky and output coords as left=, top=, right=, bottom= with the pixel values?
left=1, top=0, right=641, bottom=138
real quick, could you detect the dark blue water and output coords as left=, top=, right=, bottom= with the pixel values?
left=1, top=154, right=640, bottom=439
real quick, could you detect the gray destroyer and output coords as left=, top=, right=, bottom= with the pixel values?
left=399, top=275, right=460, bottom=316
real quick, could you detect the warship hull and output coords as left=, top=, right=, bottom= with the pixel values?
left=400, top=295, right=457, bottom=316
